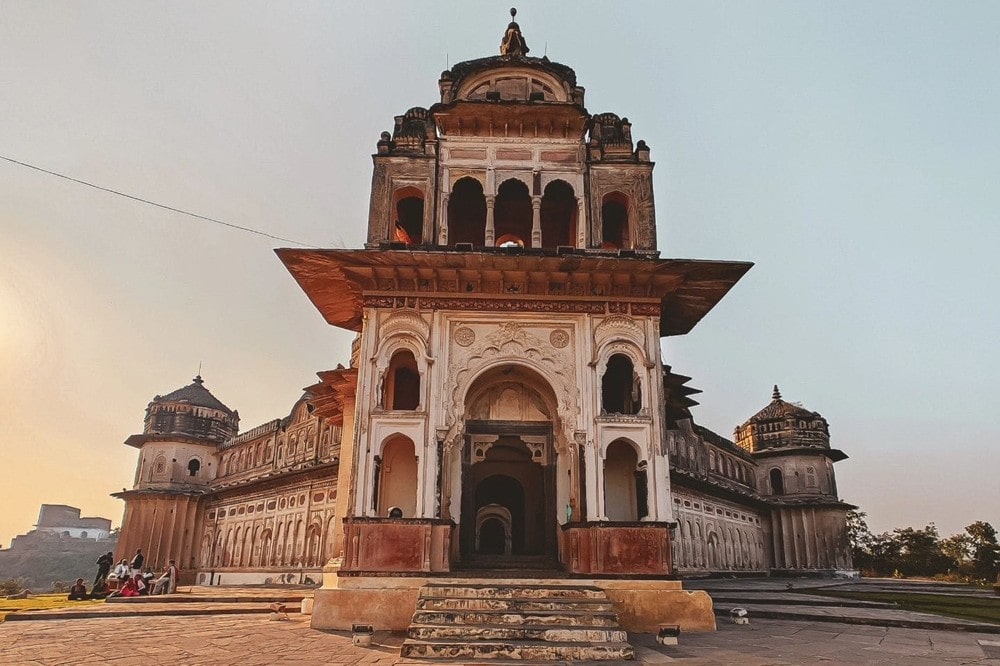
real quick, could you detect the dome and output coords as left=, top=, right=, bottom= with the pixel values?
left=734, top=386, right=830, bottom=453
left=436, top=9, right=583, bottom=106
left=152, top=375, right=234, bottom=414
left=143, top=375, right=239, bottom=442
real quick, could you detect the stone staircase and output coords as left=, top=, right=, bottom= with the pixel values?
left=400, top=581, right=634, bottom=661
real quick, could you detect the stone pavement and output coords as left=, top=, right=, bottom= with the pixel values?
left=685, top=577, right=1000, bottom=634
left=2, top=613, right=1000, bottom=665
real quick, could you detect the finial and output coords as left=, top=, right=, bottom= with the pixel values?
left=772, top=385, right=781, bottom=400
left=500, top=7, right=529, bottom=56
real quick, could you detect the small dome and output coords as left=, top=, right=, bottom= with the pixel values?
left=744, top=385, right=822, bottom=424
left=152, top=375, right=234, bottom=415
left=144, top=375, right=238, bottom=442
left=735, top=385, right=830, bottom=453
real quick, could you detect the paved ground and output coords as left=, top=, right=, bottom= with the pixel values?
left=2, top=613, right=999, bottom=665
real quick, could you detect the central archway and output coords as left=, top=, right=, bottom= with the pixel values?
left=457, top=364, right=560, bottom=568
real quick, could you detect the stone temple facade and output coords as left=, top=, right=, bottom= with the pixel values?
left=114, top=13, right=853, bottom=631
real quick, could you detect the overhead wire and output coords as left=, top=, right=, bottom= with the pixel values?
left=0, top=154, right=315, bottom=247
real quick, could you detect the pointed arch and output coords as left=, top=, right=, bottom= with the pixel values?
left=448, top=177, right=486, bottom=246
left=540, top=179, right=576, bottom=247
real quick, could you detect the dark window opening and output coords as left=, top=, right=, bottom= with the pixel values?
left=393, top=188, right=424, bottom=245
left=540, top=180, right=576, bottom=247
left=188, top=459, right=201, bottom=477
left=769, top=468, right=785, bottom=495
left=448, top=178, right=486, bottom=246
left=601, top=192, right=629, bottom=249
left=634, top=468, right=649, bottom=519
left=385, top=350, right=420, bottom=410
left=494, top=179, right=532, bottom=248
left=601, top=354, right=641, bottom=415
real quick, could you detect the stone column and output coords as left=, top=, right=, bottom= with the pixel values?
left=485, top=195, right=496, bottom=246
left=576, top=197, right=587, bottom=248
left=438, top=194, right=449, bottom=245
left=531, top=196, right=542, bottom=247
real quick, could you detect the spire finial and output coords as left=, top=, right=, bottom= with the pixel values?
left=500, top=7, right=529, bottom=56
left=772, top=385, right=781, bottom=400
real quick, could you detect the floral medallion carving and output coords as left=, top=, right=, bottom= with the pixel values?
left=549, top=329, right=570, bottom=349
left=454, top=327, right=476, bottom=347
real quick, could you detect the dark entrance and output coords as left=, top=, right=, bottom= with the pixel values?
left=459, top=421, right=557, bottom=568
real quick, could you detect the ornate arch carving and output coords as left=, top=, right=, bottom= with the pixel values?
left=594, top=314, right=645, bottom=351
left=442, top=322, right=578, bottom=453
left=378, top=308, right=430, bottom=345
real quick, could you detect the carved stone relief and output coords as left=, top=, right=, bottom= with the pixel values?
left=442, top=322, right=579, bottom=454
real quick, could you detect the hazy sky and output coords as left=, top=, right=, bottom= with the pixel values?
left=1, top=2, right=998, bottom=547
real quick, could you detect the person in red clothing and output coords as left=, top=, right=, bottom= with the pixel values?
left=120, top=573, right=146, bottom=597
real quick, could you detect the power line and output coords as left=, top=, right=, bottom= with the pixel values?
left=0, top=154, right=314, bottom=247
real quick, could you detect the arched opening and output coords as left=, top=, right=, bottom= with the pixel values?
left=392, top=187, right=424, bottom=245
left=478, top=519, right=507, bottom=554
left=448, top=177, right=486, bottom=246
left=601, top=192, right=630, bottom=249
left=494, top=179, right=532, bottom=248
left=377, top=436, right=418, bottom=517
left=475, top=504, right=513, bottom=555
left=540, top=180, right=576, bottom=247
left=384, top=350, right=420, bottom=410
left=601, top=354, right=641, bottom=415
left=769, top=468, right=785, bottom=495
left=604, top=439, right=646, bottom=521
left=496, top=234, right=524, bottom=248
left=187, top=458, right=201, bottom=477
left=474, top=474, right=525, bottom=554
left=457, top=364, right=560, bottom=565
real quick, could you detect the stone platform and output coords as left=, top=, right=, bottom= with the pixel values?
left=311, top=575, right=715, bottom=634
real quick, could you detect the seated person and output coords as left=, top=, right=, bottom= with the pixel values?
left=120, top=573, right=146, bottom=598
left=68, top=578, right=89, bottom=601
left=141, top=570, right=155, bottom=595
left=151, top=560, right=179, bottom=595
left=112, top=558, right=130, bottom=584
left=90, top=578, right=109, bottom=599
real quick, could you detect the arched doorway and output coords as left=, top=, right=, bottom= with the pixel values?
left=456, top=365, right=560, bottom=568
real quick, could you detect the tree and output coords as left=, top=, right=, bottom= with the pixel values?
left=892, top=524, right=951, bottom=577
left=965, top=521, right=999, bottom=580
left=939, top=533, right=971, bottom=570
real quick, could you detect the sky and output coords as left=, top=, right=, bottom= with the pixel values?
left=1, top=1, right=998, bottom=547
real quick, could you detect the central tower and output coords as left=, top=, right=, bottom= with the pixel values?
left=279, top=12, right=749, bottom=632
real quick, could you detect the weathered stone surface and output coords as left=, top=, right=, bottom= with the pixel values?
left=400, top=581, right=635, bottom=661
left=310, top=586, right=420, bottom=632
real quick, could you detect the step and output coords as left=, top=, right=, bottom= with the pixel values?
left=407, top=624, right=628, bottom=643
left=412, top=608, right=621, bottom=627
left=417, top=597, right=615, bottom=612
left=399, top=639, right=634, bottom=661
left=421, top=584, right=608, bottom=601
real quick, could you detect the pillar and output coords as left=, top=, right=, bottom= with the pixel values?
left=531, top=196, right=541, bottom=247
left=485, top=195, right=496, bottom=246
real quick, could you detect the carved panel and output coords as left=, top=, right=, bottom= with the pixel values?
left=442, top=322, right=579, bottom=454
left=594, top=314, right=644, bottom=351
left=379, top=309, right=430, bottom=344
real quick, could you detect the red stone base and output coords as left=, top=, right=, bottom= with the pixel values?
left=561, top=522, right=673, bottom=575
left=341, top=518, right=453, bottom=573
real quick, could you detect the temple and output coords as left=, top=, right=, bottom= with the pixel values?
left=114, top=11, right=854, bottom=654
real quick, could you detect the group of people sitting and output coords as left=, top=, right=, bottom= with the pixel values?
left=68, top=549, right=178, bottom=601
